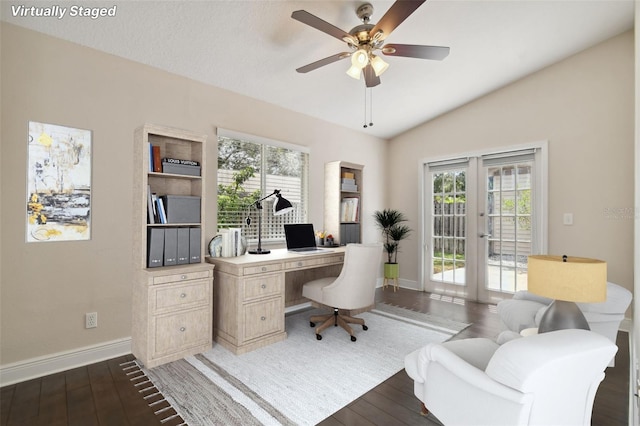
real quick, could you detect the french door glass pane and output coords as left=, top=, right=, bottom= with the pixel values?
left=486, top=163, right=533, bottom=292
left=431, top=170, right=466, bottom=285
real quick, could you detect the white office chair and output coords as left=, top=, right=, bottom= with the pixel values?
left=405, top=329, right=617, bottom=425
left=302, top=243, right=382, bottom=341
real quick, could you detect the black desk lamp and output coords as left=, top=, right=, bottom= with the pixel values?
left=248, top=189, right=294, bottom=255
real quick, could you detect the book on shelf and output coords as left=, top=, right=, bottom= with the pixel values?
left=341, top=183, right=358, bottom=192
left=162, top=157, right=200, bottom=166
left=150, top=193, right=160, bottom=223
left=152, top=146, right=162, bottom=172
left=147, top=228, right=164, bottom=268
left=153, top=195, right=167, bottom=224
left=147, top=185, right=155, bottom=224
left=148, top=143, right=153, bottom=172
left=177, top=228, right=190, bottom=264
left=189, top=227, right=201, bottom=263
left=161, top=161, right=201, bottom=176
left=163, top=228, right=178, bottom=266
left=340, top=197, right=359, bottom=222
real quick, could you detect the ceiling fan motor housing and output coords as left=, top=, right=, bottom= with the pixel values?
left=349, top=23, right=375, bottom=44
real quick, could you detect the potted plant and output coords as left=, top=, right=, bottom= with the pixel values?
left=373, top=209, right=412, bottom=280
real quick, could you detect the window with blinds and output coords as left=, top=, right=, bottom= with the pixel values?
left=217, top=130, right=309, bottom=244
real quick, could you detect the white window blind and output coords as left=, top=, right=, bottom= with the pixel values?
left=217, top=129, right=309, bottom=244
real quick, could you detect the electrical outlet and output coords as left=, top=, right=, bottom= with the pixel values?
left=85, top=312, right=98, bottom=329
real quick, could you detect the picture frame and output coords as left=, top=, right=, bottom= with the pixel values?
left=26, top=121, right=92, bottom=242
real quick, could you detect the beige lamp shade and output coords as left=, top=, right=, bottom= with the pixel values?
left=528, top=255, right=606, bottom=303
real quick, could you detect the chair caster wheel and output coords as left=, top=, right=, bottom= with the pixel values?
left=310, top=321, right=315, bottom=327
left=351, top=336, right=357, bottom=342
left=316, top=334, right=322, bottom=340
left=363, top=325, right=368, bottom=331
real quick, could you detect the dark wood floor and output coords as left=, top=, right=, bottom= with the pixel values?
left=1, top=288, right=629, bottom=425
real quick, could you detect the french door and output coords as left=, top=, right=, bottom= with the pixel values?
left=422, top=146, right=547, bottom=303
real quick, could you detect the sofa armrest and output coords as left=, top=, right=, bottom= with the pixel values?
left=513, top=290, right=553, bottom=305
left=423, top=344, right=528, bottom=403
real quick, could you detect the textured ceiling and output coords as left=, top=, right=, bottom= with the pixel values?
left=2, top=0, right=635, bottom=139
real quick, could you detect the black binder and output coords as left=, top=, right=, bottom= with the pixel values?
left=177, top=227, right=190, bottom=265
left=147, top=228, right=164, bottom=268
left=164, top=228, right=178, bottom=266
left=189, top=227, right=201, bottom=263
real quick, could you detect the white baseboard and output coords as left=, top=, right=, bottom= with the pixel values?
left=0, top=337, right=132, bottom=387
left=376, top=278, right=420, bottom=291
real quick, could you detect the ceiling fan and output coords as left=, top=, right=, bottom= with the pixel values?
left=291, top=0, right=450, bottom=88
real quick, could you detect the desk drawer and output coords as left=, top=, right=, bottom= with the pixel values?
left=243, top=263, right=282, bottom=276
left=153, top=269, right=211, bottom=285
left=323, top=254, right=344, bottom=265
left=285, top=257, right=325, bottom=270
left=243, top=298, right=284, bottom=342
left=153, top=307, right=211, bottom=357
left=152, top=280, right=211, bottom=314
left=243, top=274, right=283, bottom=301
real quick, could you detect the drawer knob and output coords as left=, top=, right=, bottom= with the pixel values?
left=180, top=327, right=186, bottom=332
left=180, top=293, right=187, bottom=298
left=261, top=284, right=266, bottom=289
left=261, top=316, right=266, bottom=321
left=180, top=275, right=187, bottom=280
left=261, top=266, right=267, bottom=272
left=297, top=262, right=303, bottom=267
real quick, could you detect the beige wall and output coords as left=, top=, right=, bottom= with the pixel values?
left=0, top=23, right=387, bottom=365
left=389, top=31, right=634, bottom=296
left=1, top=22, right=634, bottom=368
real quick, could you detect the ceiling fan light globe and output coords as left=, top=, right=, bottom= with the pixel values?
left=346, top=65, right=362, bottom=80
left=370, top=55, right=389, bottom=76
left=351, top=49, right=369, bottom=69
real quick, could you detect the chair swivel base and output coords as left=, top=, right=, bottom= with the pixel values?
left=309, top=308, right=368, bottom=341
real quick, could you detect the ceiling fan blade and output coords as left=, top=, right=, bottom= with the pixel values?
left=292, top=10, right=352, bottom=42
left=296, top=52, right=351, bottom=73
left=382, top=44, right=450, bottom=60
left=364, top=65, right=381, bottom=88
left=369, top=0, right=426, bottom=41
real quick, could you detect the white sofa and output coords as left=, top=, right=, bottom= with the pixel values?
left=405, top=329, right=617, bottom=425
left=496, top=282, right=631, bottom=365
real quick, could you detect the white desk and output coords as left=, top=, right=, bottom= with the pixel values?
left=206, top=248, right=345, bottom=354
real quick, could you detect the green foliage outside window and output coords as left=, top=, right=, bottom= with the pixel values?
left=217, top=166, right=260, bottom=228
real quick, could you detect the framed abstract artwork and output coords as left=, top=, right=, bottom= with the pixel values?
left=26, top=121, right=92, bottom=242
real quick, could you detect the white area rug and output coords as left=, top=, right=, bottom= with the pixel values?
left=144, top=305, right=468, bottom=426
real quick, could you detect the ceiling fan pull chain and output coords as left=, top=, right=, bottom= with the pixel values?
left=363, top=85, right=368, bottom=128
left=369, top=89, right=373, bottom=127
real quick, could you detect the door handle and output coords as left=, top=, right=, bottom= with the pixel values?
left=479, top=233, right=491, bottom=238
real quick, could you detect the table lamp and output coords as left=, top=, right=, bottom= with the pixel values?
left=527, top=255, right=606, bottom=333
left=248, top=189, right=294, bottom=255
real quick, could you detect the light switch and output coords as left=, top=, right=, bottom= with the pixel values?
left=563, top=213, right=573, bottom=225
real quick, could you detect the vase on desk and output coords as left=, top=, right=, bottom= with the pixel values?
left=317, top=237, right=324, bottom=246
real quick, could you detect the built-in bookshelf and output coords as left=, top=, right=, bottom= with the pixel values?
left=324, top=161, right=363, bottom=246
left=132, top=124, right=213, bottom=368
